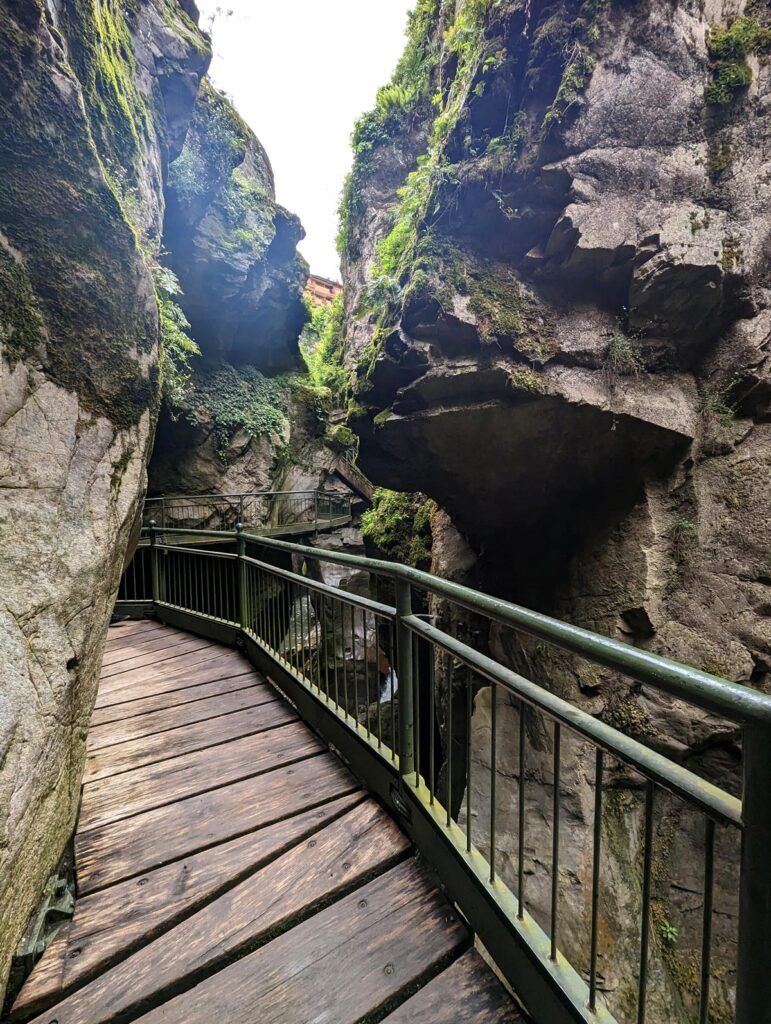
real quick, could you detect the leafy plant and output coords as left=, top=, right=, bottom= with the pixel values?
left=659, top=922, right=679, bottom=945
left=603, top=328, right=644, bottom=382
left=705, top=17, right=771, bottom=105
left=299, top=293, right=349, bottom=403
left=154, top=266, right=200, bottom=408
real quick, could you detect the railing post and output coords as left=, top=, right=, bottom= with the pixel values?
left=239, top=494, right=245, bottom=529
left=395, top=578, right=415, bottom=779
left=736, top=723, right=771, bottom=1024
left=236, top=522, right=248, bottom=630
left=149, top=520, right=159, bottom=606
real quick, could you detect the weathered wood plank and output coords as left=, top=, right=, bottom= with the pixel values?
left=11, top=794, right=364, bottom=1020
left=89, top=672, right=262, bottom=728
left=131, top=860, right=467, bottom=1024
left=101, top=632, right=213, bottom=667
left=104, top=624, right=174, bottom=650
left=105, top=621, right=168, bottom=644
left=381, top=949, right=522, bottom=1023
left=29, top=803, right=410, bottom=1024
left=87, top=684, right=275, bottom=753
left=98, top=641, right=225, bottom=683
left=76, top=752, right=357, bottom=893
left=83, top=701, right=287, bottom=783
left=79, top=718, right=305, bottom=832
left=94, top=653, right=250, bottom=707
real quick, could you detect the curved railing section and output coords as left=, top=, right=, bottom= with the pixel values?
left=116, top=526, right=771, bottom=1024
left=141, top=490, right=352, bottom=536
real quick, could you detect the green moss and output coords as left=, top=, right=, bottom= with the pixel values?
left=326, top=424, right=358, bottom=455
left=0, top=246, right=45, bottom=363
left=184, top=363, right=289, bottom=461
left=169, top=80, right=249, bottom=206
left=508, top=367, right=546, bottom=394
left=373, top=409, right=393, bottom=428
left=361, top=489, right=434, bottom=568
left=720, top=235, right=743, bottom=272
left=706, top=17, right=771, bottom=105
left=300, top=293, right=349, bottom=402
left=0, top=1, right=160, bottom=429
left=706, top=136, right=734, bottom=177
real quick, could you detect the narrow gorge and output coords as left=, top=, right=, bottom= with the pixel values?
left=0, top=2, right=769, bottom=1023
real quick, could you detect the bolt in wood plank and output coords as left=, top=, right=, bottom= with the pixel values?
left=76, top=751, right=357, bottom=894
left=11, top=794, right=364, bottom=1021
left=83, top=700, right=288, bottom=783
left=95, top=655, right=253, bottom=712
left=380, top=949, right=522, bottom=1023
left=87, top=684, right=276, bottom=753
left=29, top=802, right=410, bottom=1024
left=89, top=672, right=262, bottom=728
left=132, top=860, right=467, bottom=1024
left=79, top=718, right=305, bottom=832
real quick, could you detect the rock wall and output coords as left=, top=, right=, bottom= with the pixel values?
left=340, top=1, right=770, bottom=1020
left=0, top=0, right=209, bottom=1002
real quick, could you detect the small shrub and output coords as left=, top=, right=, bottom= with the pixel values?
left=705, top=17, right=771, bottom=105
left=603, top=329, right=644, bottom=382
left=660, top=922, right=679, bottom=945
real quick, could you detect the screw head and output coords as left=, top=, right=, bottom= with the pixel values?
left=384, top=963, right=395, bottom=976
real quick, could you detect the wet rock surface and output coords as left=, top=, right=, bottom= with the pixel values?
left=340, top=1, right=771, bottom=1019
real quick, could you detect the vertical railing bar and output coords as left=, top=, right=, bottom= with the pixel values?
left=363, top=608, right=371, bottom=739
left=413, top=635, right=421, bottom=780
left=699, top=817, right=716, bottom=1024
left=446, top=652, right=453, bottom=828
left=343, top=602, right=351, bottom=719
left=388, top=619, right=395, bottom=760
left=429, top=646, right=436, bottom=806
left=332, top=600, right=340, bottom=708
left=551, top=721, right=562, bottom=962
left=518, top=702, right=526, bottom=920
left=589, top=748, right=604, bottom=1013
left=466, top=667, right=472, bottom=852
left=490, top=679, right=497, bottom=883
left=637, top=781, right=655, bottom=1024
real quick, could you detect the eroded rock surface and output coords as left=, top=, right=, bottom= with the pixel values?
left=340, top=1, right=771, bottom=1019
left=0, top=0, right=209, bottom=1001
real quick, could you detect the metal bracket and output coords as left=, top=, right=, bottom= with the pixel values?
left=391, top=785, right=412, bottom=821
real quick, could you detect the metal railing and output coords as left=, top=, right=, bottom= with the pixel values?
left=115, top=526, right=771, bottom=1024
left=141, top=490, right=352, bottom=534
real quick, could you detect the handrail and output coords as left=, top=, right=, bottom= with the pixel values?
left=166, top=528, right=771, bottom=727
left=116, top=524, right=771, bottom=1024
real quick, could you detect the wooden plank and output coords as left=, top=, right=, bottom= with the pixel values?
left=79, top=719, right=306, bottom=832
left=101, top=632, right=213, bottom=667
left=130, top=860, right=467, bottom=1024
left=94, top=655, right=252, bottom=712
left=104, top=624, right=175, bottom=650
left=94, top=652, right=250, bottom=707
left=99, top=639, right=222, bottom=681
left=106, top=620, right=166, bottom=642
left=29, top=803, right=411, bottom=1024
left=83, top=701, right=288, bottom=783
left=89, top=672, right=262, bottom=728
left=76, top=751, right=357, bottom=893
left=381, top=949, right=522, bottom=1023
left=87, top=684, right=275, bottom=753
left=11, top=794, right=364, bottom=1020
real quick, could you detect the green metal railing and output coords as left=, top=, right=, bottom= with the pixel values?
left=141, top=489, right=352, bottom=533
left=115, top=525, right=771, bottom=1024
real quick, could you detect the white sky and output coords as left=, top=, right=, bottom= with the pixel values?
left=195, top=1, right=415, bottom=282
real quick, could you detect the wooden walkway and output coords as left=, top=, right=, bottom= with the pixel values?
left=11, top=621, right=521, bottom=1024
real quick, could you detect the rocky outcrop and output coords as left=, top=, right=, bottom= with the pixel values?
left=163, top=81, right=308, bottom=374
left=340, top=1, right=770, bottom=1020
left=0, top=0, right=208, bottom=1003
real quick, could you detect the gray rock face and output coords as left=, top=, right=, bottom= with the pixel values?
left=163, top=82, right=309, bottom=374
left=341, top=1, right=770, bottom=1019
left=0, top=0, right=208, bottom=1002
